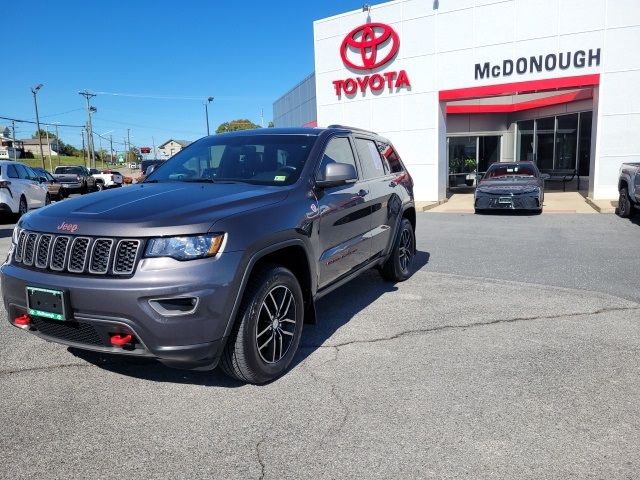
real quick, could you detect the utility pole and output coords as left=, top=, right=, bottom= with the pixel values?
left=11, top=120, right=16, bottom=161
left=127, top=128, right=131, bottom=164
left=81, top=131, right=86, bottom=165
left=31, top=83, right=45, bottom=169
left=79, top=90, right=96, bottom=169
left=53, top=123, right=61, bottom=166
left=110, top=135, right=114, bottom=166
left=260, top=108, right=264, bottom=128
left=152, top=136, right=156, bottom=159
left=124, top=137, right=128, bottom=164
left=45, top=127, right=52, bottom=171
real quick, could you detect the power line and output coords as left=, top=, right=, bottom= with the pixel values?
left=0, top=115, right=84, bottom=128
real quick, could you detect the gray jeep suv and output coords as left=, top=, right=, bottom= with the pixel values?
left=1, top=126, right=416, bottom=383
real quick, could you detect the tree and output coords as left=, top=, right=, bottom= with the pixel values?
left=268, top=121, right=275, bottom=128
left=215, top=119, right=260, bottom=134
left=33, top=129, right=57, bottom=139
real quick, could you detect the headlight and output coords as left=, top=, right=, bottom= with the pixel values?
left=145, top=233, right=224, bottom=261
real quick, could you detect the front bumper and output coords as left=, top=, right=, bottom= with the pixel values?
left=1, top=251, right=244, bottom=369
left=475, top=193, right=541, bottom=210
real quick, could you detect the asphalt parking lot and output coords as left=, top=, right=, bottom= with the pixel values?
left=1, top=211, right=639, bottom=479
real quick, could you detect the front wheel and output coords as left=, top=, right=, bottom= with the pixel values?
left=95, top=182, right=104, bottom=192
left=616, top=187, right=634, bottom=218
left=45, top=194, right=51, bottom=206
left=220, top=264, right=304, bottom=384
left=380, top=218, right=415, bottom=282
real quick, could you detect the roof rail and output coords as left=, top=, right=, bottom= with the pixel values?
left=327, top=124, right=378, bottom=135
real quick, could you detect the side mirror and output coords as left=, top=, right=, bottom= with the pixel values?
left=39, top=176, right=47, bottom=183
left=315, top=162, right=357, bottom=188
left=540, top=173, right=550, bottom=180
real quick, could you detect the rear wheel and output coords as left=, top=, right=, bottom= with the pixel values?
left=17, top=196, right=28, bottom=218
left=45, top=193, right=51, bottom=206
left=616, top=187, right=634, bottom=218
left=95, top=181, right=104, bottom=192
left=220, top=264, right=303, bottom=384
left=380, top=218, right=415, bottom=282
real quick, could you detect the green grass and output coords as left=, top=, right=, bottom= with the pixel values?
left=20, top=156, right=117, bottom=171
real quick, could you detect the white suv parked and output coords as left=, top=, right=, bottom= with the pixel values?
left=0, top=161, right=50, bottom=217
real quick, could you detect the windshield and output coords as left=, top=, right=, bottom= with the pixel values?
left=485, top=164, right=537, bottom=179
left=56, top=167, right=84, bottom=175
left=144, top=134, right=317, bottom=186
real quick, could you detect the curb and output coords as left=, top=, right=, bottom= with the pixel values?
left=585, top=197, right=617, bottom=214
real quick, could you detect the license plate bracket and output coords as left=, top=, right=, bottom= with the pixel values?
left=26, top=286, right=68, bottom=321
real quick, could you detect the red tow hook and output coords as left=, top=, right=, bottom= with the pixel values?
left=14, top=314, right=31, bottom=329
left=110, top=334, right=133, bottom=347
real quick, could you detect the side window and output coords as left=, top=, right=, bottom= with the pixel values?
left=7, top=164, right=19, bottom=178
left=376, top=141, right=404, bottom=173
left=15, top=164, right=29, bottom=179
left=355, top=138, right=386, bottom=179
left=25, top=166, right=38, bottom=179
left=317, top=137, right=357, bottom=180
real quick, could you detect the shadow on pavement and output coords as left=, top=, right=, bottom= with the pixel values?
left=70, top=250, right=430, bottom=386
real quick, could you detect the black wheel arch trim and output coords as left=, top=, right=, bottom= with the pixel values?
left=221, top=237, right=317, bottom=341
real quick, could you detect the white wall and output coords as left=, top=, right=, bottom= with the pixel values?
left=313, top=0, right=640, bottom=200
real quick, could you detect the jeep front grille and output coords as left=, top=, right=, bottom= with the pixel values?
left=14, top=231, right=142, bottom=276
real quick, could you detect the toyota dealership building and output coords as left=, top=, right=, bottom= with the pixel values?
left=273, top=0, right=640, bottom=202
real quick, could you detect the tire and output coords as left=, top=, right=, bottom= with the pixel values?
left=45, top=194, right=51, bottom=206
left=95, top=182, right=104, bottom=192
left=220, top=264, right=304, bottom=384
left=81, top=183, right=88, bottom=194
left=60, top=188, right=68, bottom=199
left=616, top=187, right=633, bottom=218
left=380, top=217, right=415, bottom=282
left=17, top=196, right=28, bottom=219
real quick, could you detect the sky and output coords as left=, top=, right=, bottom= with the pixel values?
left=1, top=0, right=369, bottom=153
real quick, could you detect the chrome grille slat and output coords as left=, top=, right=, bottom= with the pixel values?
left=89, top=238, right=114, bottom=274
left=14, top=231, right=141, bottom=276
left=113, top=239, right=140, bottom=275
left=35, top=234, right=53, bottom=268
left=67, top=237, right=91, bottom=273
left=50, top=236, right=71, bottom=271
left=14, top=230, right=26, bottom=262
left=23, top=233, right=39, bottom=266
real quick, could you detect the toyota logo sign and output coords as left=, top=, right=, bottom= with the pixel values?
left=340, top=23, right=400, bottom=71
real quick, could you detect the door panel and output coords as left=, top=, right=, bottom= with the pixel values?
left=317, top=182, right=372, bottom=288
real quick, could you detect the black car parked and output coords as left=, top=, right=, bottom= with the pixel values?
left=475, top=162, right=547, bottom=214
left=2, top=127, right=416, bottom=384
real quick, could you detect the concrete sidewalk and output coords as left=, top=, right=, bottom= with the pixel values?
left=427, top=192, right=602, bottom=213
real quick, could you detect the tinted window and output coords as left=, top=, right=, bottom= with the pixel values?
left=15, top=164, right=29, bottom=179
left=146, top=135, right=316, bottom=186
left=6, top=164, right=18, bottom=178
left=317, top=137, right=357, bottom=180
left=355, top=138, right=386, bottom=179
left=56, top=167, right=84, bottom=175
left=485, top=163, right=537, bottom=178
left=377, top=142, right=404, bottom=173
left=25, top=166, right=38, bottom=179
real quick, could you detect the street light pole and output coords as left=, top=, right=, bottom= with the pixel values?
left=205, top=96, right=214, bottom=135
left=45, top=126, right=52, bottom=171
left=31, top=83, right=45, bottom=169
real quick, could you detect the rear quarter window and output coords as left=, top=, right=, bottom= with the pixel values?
left=376, top=141, right=405, bottom=173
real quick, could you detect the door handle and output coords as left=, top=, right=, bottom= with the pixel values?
left=357, top=189, right=369, bottom=197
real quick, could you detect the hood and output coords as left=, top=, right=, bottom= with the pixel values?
left=477, top=178, right=541, bottom=195
left=20, top=182, right=289, bottom=237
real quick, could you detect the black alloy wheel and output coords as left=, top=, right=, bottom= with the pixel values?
left=17, top=196, right=28, bottom=217
left=380, top=217, right=415, bottom=282
left=616, top=187, right=633, bottom=218
left=220, top=264, right=304, bottom=384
